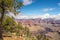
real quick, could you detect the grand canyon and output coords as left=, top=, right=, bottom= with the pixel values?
left=15, top=18, right=60, bottom=40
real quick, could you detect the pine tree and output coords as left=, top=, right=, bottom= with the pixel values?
left=0, top=0, right=23, bottom=40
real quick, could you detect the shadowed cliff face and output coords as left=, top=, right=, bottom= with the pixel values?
left=15, top=18, right=60, bottom=40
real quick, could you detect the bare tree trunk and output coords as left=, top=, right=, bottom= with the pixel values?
left=0, top=0, right=5, bottom=40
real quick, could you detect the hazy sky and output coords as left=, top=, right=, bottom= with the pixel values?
left=14, top=0, right=60, bottom=19
left=19, top=0, right=60, bottom=16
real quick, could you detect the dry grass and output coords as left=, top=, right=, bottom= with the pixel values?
left=3, top=36, right=24, bottom=40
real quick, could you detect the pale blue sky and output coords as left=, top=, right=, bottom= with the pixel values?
left=19, top=0, right=60, bottom=16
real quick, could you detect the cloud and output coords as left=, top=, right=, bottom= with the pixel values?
left=49, top=8, right=55, bottom=11
left=43, top=8, right=49, bottom=12
left=42, top=13, right=50, bottom=18
left=58, top=3, right=60, bottom=6
left=22, top=0, right=33, bottom=5
left=15, top=13, right=60, bottom=20
left=6, top=12, right=60, bottom=20
left=58, top=14, right=60, bottom=16
left=6, top=12, right=15, bottom=17
left=15, top=13, right=28, bottom=19
left=43, top=8, right=55, bottom=12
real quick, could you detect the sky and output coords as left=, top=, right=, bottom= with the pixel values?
left=14, top=0, right=60, bottom=19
